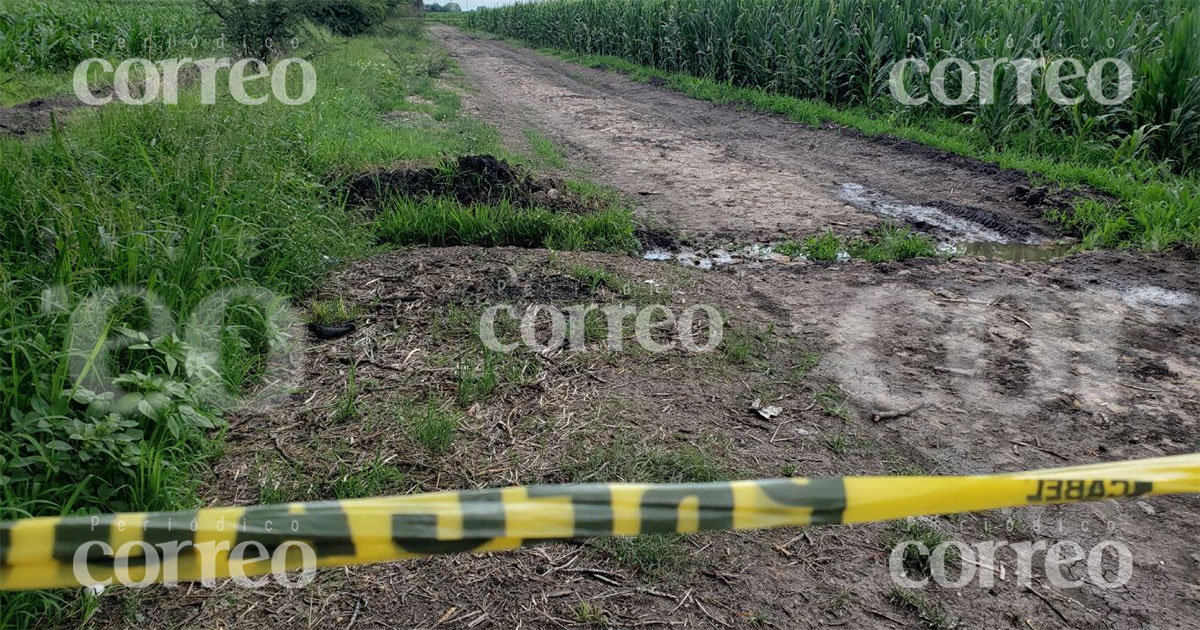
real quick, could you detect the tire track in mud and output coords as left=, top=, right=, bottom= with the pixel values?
left=431, top=25, right=1055, bottom=244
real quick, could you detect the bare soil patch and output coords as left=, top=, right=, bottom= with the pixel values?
left=0, top=95, right=88, bottom=136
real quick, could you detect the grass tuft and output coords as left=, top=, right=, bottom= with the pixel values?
left=886, top=586, right=960, bottom=630
left=373, top=197, right=638, bottom=252
left=397, top=398, right=460, bottom=454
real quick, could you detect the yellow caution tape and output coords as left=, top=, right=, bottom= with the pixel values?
left=1, top=453, right=1197, bottom=590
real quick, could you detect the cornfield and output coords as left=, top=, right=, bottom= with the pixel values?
left=0, top=0, right=220, bottom=72
left=468, top=0, right=1200, bottom=173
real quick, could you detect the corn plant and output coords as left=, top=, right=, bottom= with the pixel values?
left=469, top=0, right=1200, bottom=174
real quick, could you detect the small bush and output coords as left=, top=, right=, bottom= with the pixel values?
left=201, top=0, right=303, bottom=58
left=302, top=0, right=392, bottom=36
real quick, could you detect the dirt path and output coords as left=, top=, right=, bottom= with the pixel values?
left=103, top=27, right=1199, bottom=630
left=432, top=25, right=1059, bottom=245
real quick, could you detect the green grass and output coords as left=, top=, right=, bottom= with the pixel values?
left=720, top=327, right=766, bottom=365
left=330, top=364, right=361, bottom=423
left=258, top=454, right=411, bottom=504
left=594, top=533, right=692, bottom=578
left=468, top=1, right=1200, bottom=252
left=374, top=196, right=638, bottom=252
left=397, top=398, right=460, bottom=454
left=802, top=230, right=845, bottom=262
left=567, top=264, right=629, bottom=295
left=883, top=519, right=958, bottom=576
left=309, top=297, right=362, bottom=326
left=851, top=224, right=940, bottom=262
left=574, top=601, right=608, bottom=626
left=886, top=587, right=959, bottom=630
left=815, top=384, right=851, bottom=420
left=0, top=18, right=517, bottom=627
left=777, top=225, right=938, bottom=262
left=791, top=352, right=821, bottom=378
left=566, top=437, right=728, bottom=484
left=455, top=349, right=537, bottom=406
left=524, top=128, right=568, bottom=168
left=822, top=434, right=851, bottom=456
left=330, top=456, right=409, bottom=499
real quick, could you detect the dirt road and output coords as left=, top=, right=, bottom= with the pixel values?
left=431, top=25, right=1059, bottom=245
left=116, top=27, right=1199, bottom=630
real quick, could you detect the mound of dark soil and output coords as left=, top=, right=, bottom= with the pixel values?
left=0, top=96, right=86, bottom=136
left=343, top=155, right=601, bottom=214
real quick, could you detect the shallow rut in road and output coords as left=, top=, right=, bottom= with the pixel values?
left=431, top=25, right=1058, bottom=244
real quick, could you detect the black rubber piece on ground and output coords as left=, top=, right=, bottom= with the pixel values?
left=308, top=322, right=356, bottom=340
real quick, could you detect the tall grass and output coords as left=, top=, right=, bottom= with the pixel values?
left=0, top=25, right=482, bottom=627
left=374, top=197, right=638, bottom=252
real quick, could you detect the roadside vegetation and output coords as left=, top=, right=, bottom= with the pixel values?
left=468, top=0, right=1200, bottom=252
left=775, top=224, right=940, bottom=262
left=374, top=196, right=637, bottom=251
left=0, top=0, right=637, bottom=625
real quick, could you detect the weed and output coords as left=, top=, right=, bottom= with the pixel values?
left=567, top=264, right=629, bottom=295
left=822, top=434, right=850, bottom=456
left=885, top=461, right=927, bottom=476
left=374, top=197, right=638, bottom=253
left=773, top=239, right=803, bottom=258
left=745, top=610, right=771, bottom=626
left=720, top=327, right=764, bottom=365
left=815, top=384, right=851, bottom=420
left=258, top=461, right=312, bottom=504
left=849, top=224, right=939, bottom=262
left=883, top=519, right=957, bottom=576
left=566, top=437, right=727, bottom=484
left=456, top=350, right=537, bottom=406
left=330, top=456, right=409, bottom=499
left=804, top=230, right=845, bottom=261
left=330, top=364, right=361, bottom=423
left=574, top=601, right=607, bottom=626
left=886, top=587, right=960, bottom=630
left=791, top=352, right=821, bottom=378
left=779, top=225, right=937, bottom=263
left=397, top=398, right=460, bottom=454
left=525, top=128, right=568, bottom=168
left=824, top=588, right=853, bottom=614
left=594, top=534, right=690, bottom=577
left=310, top=297, right=362, bottom=326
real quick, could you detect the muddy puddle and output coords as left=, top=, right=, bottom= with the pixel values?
left=642, top=244, right=808, bottom=269
left=642, top=239, right=1072, bottom=269
left=640, top=182, right=1075, bottom=268
left=939, top=240, right=1076, bottom=261
left=835, top=182, right=1055, bottom=245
